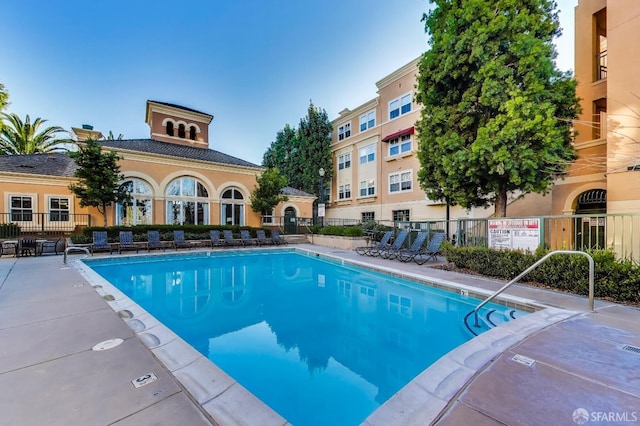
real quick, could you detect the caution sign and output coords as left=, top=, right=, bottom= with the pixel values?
left=488, top=218, right=540, bottom=252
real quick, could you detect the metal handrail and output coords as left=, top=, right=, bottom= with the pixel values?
left=472, top=250, right=594, bottom=327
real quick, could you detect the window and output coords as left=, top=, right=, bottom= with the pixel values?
left=189, top=126, right=196, bottom=140
left=388, top=293, right=412, bottom=317
left=165, top=177, right=209, bottom=225
left=49, top=197, right=70, bottom=222
left=392, top=209, right=410, bottom=222
left=360, top=110, right=375, bottom=132
left=338, top=184, right=351, bottom=200
left=338, top=153, right=351, bottom=170
left=338, top=123, right=351, bottom=141
left=389, top=134, right=412, bottom=156
left=389, top=171, right=412, bottom=193
left=389, top=93, right=412, bottom=119
left=10, top=196, right=33, bottom=221
left=221, top=188, right=245, bottom=226
left=361, top=211, right=375, bottom=222
left=166, top=121, right=174, bottom=136
left=359, top=144, right=375, bottom=164
left=178, top=124, right=186, bottom=139
left=117, top=179, right=153, bottom=226
left=359, top=179, right=375, bottom=197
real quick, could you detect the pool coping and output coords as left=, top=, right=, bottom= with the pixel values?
left=71, top=247, right=577, bottom=425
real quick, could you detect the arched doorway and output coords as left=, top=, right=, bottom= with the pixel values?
left=575, top=189, right=606, bottom=250
left=284, top=206, right=297, bottom=234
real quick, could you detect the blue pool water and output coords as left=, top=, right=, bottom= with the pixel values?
left=85, top=250, right=525, bottom=425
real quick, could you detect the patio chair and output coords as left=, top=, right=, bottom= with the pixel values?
left=207, top=230, right=225, bottom=247
left=256, top=230, right=273, bottom=246
left=413, top=232, right=447, bottom=265
left=19, top=238, right=38, bottom=257
left=118, top=231, right=142, bottom=254
left=355, top=231, right=393, bottom=256
left=396, top=232, right=430, bottom=263
left=39, top=237, right=65, bottom=255
left=172, top=230, right=192, bottom=250
left=240, top=229, right=258, bottom=246
left=147, top=230, right=169, bottom=251
left=90, top=231, right=113, bottom=255
left=271, top=230, right=287, bottom=245
left=223, top=230, right=242, bottom=247
left=372, top=230, right=409, bottom=258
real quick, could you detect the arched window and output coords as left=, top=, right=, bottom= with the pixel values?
left=189, top=126, right=197, bottom=141
left=178, top=124, right=186, bottom=139
left=117, top=179, right=153, bottom=225
left=165, top=177, right=210, bottom=225
left=221, top=188, right=245, bottom=226
left=166, top=121, right=174, bottom=136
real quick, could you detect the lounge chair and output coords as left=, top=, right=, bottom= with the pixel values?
left=240, top=229, right=258, bottom=246
left=413, top=232, right=447, bottom=265
left=355, top=231, right=393, bottom=256
left=19, top=238, right=38, bottom=257
left=223, top=230, right=242, bottom=247
left=373, top=230, right=409, bottom=258
left=271, top=230, right=287, bottom=245
left=396, top=232, right=430, bottom=262
left=256, top=230, right=273, bottom=246
left=118, top=231, right=143, bottom=254
left=147, top=230, right=169, bottom=251
left=172, top=230, right=192, bottom=250
left=207, top=230, right=225, bottom=247
left=90, top=231, right=113, bottom=255
left=40, top=237, right=64, bottom=255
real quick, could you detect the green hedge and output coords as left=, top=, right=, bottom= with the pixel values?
left=0, top=223, right=20, bottom=239
left=309, top=225, right=364, bottom=237
left=443, top=245, right=640, bottom=304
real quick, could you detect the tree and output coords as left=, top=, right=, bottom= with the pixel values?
left=416, top=0, right=580, bottom=217
left=296, top=101, right=333, bottom=196
left=250, top=167, right=289, bottom=215
left=0, top=113, right=72, bottom=155
left=106, top=130, right=124, bottom=140
left=0, top=84, right=8, bottom=134
left=263, top=124, right=298, bottom=185
left=68, top=138, right=130, bottom=226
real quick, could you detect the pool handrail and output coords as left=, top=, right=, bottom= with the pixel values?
left=472, top=250, right=594, bottom=328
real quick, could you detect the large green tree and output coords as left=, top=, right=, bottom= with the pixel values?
left=250, top=167, right=289, bottom=215
left=295, top=102, right=333, bottom=196
left=68, top=139, right=130, bottom=226
left=263, top=124, right=299, bottom=185
left=0, top=84, right=8, bottom=128
left=0, top=113, right=71, bottom=155
left=416, top=0, right=580, bottom=217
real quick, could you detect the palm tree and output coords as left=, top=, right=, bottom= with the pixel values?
left=0, top=113, right=72, bottom=155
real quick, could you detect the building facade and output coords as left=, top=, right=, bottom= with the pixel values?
left=327, top=58, right=491, bottom=224
left=0, top=100, right=314, bottom=234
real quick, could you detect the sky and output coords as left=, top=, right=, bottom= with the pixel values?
left=1, top=0, right=578, bottom=166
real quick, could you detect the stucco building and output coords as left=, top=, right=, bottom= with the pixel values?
left=0, top=100, right=314, bottom=234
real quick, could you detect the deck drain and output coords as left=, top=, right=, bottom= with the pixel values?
left=622, top=344, right=640, bottom=355
left=511, top=354, right=536, bottom=367
left=92, top=338, right=124, bottom=351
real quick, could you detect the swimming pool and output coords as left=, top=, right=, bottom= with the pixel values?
left=84, top=250, right=528, bottom=425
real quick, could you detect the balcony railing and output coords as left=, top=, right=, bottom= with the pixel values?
left=0, top=212, right=91, bottom=235
left=596, top=50, right=607, bottom=81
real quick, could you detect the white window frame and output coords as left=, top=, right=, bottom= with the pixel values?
left=389, top=92, right=412, bottom=120
left=388, top=134, right=412, bottom=156
left=359, top=179, right=375, bottom=197
left=361, top=211, right=375, bottom=222
left=392, top=209, right=410, bottom=222
left=338, top=153, right=351, bottom=170
left=359, top=110, right=375, bottom=132
left=48, top=197, right=70, bottom=222
left=9, top=195, right=34, bottom=223
left=359, top=144, right=375, bottom=164
left=338, top=122, right=351, bottom=141
left=338, top=184, right=351, bottom=200
left=389, top=170, right=413, bottom=193
left=165, top=177, right=210, bottom=225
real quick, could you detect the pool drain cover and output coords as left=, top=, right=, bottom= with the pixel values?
left=622, top=344, right=640, bottom=355
left=92, top=338, right=124, bottom=351
left=511, top=354, right=536, bottom=367
left=132, top=373, right=158, bottom=388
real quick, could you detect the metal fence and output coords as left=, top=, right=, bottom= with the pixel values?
left=0, top=213, right=91, bottom=236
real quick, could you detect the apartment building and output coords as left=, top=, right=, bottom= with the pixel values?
left=327, top=58, right=491, bottom=224
left=0, top=100, right=314, bottom=233
left=550, top=1, right=640, bottom=212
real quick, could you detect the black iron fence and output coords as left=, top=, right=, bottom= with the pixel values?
left=0, top=213, right=91, bottom=236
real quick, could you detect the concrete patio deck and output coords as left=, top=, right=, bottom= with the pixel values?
left=0, top=245, right=638, bottom=425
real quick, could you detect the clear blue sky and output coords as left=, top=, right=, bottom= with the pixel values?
left=0, top=0, right=577, bottom=165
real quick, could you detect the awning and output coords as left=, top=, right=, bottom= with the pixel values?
left=382, top=126, right=414, bottom=142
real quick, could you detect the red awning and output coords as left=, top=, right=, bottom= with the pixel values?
left=382, top=126, right=414, bottom=142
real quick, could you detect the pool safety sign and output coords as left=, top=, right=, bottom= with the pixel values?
left=488, top=218, right=541, bottom=252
